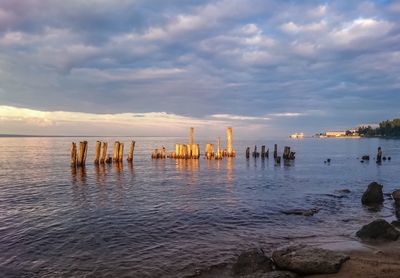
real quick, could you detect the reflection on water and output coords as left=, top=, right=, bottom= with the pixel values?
left=1, top=137, right=400, bottom=277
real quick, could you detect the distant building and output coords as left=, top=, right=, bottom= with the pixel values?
left=289, top=132, right=304, bottom=139
left=325, top=131, right=346, bottom=137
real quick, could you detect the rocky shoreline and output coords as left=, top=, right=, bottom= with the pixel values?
left=189, top=182, right=400, bottom=278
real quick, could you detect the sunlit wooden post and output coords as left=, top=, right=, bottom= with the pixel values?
left=227, top=127, right=234, bottom=157
left=100, top=142, right=108, bottom=164
left=189, top=127, right=194, bottom=146
left=127, top=141, right=135, bottom=162
left=71, top=142, right=77, bottom=166
left=118, top=143, right=124, bottom=162
left=113, top=141, right=120, bottom=162
left=77, top=141, right=84, bottom=166
left=94, top=141, right=101, bottom=165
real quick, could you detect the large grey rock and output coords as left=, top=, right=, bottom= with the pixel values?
left=356, top=219, right=400, bottom=241
left=392, top=189, right=400, bottom=205
left=361, top=182, right=384, bottom=205
left=242, top=270, right=298, bottom=278
left=271, top=245, right=349, bottom=275
left=232, top=248, right=273, bottom=276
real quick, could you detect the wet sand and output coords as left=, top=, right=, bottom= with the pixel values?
left=307, top=242, right=400, bottom=278
left=193, top=240, right=400, bottom=278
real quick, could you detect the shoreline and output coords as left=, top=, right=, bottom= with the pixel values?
left=193, top=239, right=400, bottom=278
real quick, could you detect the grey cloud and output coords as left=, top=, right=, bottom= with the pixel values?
left=0, top=0, right=399, bottom=135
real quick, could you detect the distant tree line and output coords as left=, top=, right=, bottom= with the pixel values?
left=358, top=118, right=400, bottom=137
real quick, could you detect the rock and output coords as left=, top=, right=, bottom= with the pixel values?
left=356, top=219, right=400, bottom=241
left=232, top=248, right=273, bottom=276
left=272, top=245, right=349, bottom=274
left=242, top=270, right=298, bottom=278
left=391, top=220, right=400, bottom=228
left=392, top=190, right=400, bottom=205
left=281, top=208, right=320, bottom=216
left=362, top=155, right=370, bottom=160
left=361, top=182, right=384, bottom=205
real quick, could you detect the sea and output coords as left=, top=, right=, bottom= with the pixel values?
left=0, top=136, right=399, bottom=277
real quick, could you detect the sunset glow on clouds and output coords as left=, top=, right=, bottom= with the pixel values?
left=0, top=0, right=399, bottom=136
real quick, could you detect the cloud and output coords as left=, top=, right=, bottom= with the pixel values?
left=0, top=0, right=399, bottom=136
left=209, top=114, right=270, bottom=121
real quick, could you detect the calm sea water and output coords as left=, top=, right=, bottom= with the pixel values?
left=0, top=137, right=399, bottom=277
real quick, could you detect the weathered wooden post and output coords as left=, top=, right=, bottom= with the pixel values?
left=77, top=141, right=83, bottom=166
left=216, top=137, right=222, bottom=159
left=94, top=141, right=101, bottom=165
left=71, top=142, right=77, bottom=166
left=161, top=146, right=166, bottom=159
left=266, top=148, right=269, bottom=158
left=274, top=144, right=278, bottom=159
left=261, top=145, right=266, bottom=158
left=205, top=143, right=214, bottom=159
left=227, top=127, right=234, bottom=157
left=83, top=141, right=88, bottom=166
left=127, top=141, right=135, bottom=162
left=118, top=143, right=124, bottom=162
left=252, top=145, right=259, bottom=158
left=106, top=155, right=112, bottom=164
left=100, top=142, right=108, bottom=164
left=113, top=141, right=120, bottom=162
left=192, top=144, right=199, bottom=159
left=189, top=127, right=194, bottom=146
left=377, top=147, right=382, bottom=163
left=151, top=149, right=159, bottom=159
left=246, top=147, right=250, bottom=159
left=77, top=141, right=84, bottom=166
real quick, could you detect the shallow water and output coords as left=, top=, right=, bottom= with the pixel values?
left=0, top=137, right=399, bottom=277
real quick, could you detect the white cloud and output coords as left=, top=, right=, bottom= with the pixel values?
left=281, top=20, right=327, bottom=33
left=210, top=114, right=270, bottom=121
left=331, top=18, right=393, bottom=45
left=269, top=112, right=304, bottom=117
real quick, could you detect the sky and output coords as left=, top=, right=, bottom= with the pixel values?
left=0, top=0, right=399, bottom=138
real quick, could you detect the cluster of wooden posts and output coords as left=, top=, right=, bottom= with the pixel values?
left=246, top=144, right=295, bottom=164
left=151, top=127, right=236, bottom=160
left=71, top=140, right=135, bottom=167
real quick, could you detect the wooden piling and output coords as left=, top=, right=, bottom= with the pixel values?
left=94, top=141, right=101, bottom=165
left=77, top=141, right=83, bottom=166
left=127, top=141, right=135, bottom=162
left=192, top=144, right=200, bottom=159
left=252, top=145, right=259, bottom=158
left=106, top=155, right=112, bottom=164
left=261, top=145, right=266, bottom=158
left=71, top=142, right=77, bottom=166
left=189, top=127, right=194, bottom=146
left=113, top=141, right=120, bottom=162
left=274, top=144, right=278, bottom=159
left=118, top=143, right=124, bottom=162
left=82, top=141, right=88, bottom=166
left=227, top=127, right=234, bottom=157
left=100, top=142, right=108, bottom=164
left=246, top=147, right=250, bottom=159
left=205, top=143, right=214, bottom=159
